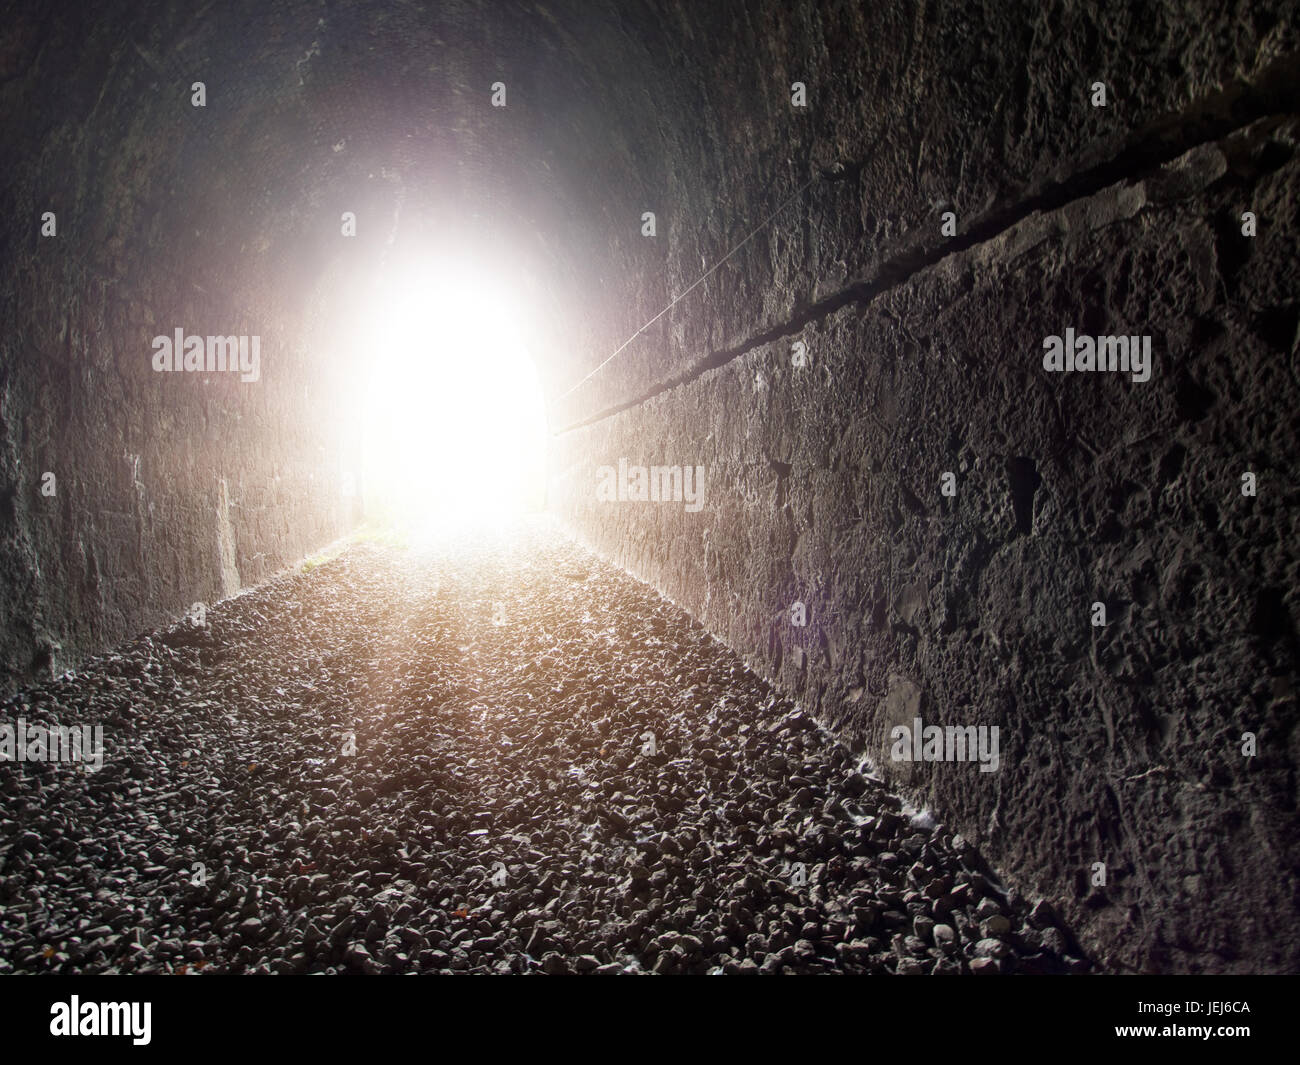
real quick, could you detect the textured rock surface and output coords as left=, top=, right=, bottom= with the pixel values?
left=554, top=112, right=1300, bottom=973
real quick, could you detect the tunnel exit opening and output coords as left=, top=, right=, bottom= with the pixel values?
left=342, top=256, right=549, bottom=540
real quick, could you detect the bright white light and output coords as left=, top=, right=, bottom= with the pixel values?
left=352, top=259, right=547, bottom=536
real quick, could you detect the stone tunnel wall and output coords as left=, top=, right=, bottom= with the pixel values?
left=0, top=2, right=361, bottom=694
left=0, top=235, right=355, bottom=695
left=550, top=6, right=1300, bottom=973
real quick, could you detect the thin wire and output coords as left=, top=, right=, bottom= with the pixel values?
left=556, top=171, right=821, bottom=399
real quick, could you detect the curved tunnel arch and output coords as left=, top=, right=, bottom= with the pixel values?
left=2, top=0, right=1299, bottom=975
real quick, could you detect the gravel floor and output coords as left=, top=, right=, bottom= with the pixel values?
left=0, top=517, right=1088, bottom=974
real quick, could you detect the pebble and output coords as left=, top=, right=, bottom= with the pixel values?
left=981, top=915, right=1011, bottom=936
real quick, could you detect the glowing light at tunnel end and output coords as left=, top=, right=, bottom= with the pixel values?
left=341, top=254, right=549, bottom=540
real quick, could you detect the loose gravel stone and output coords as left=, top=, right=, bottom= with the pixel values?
left=0, top=519, right=1082, bottom=975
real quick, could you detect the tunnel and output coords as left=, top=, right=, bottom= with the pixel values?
left=1, top=0, right=1298, bottom=988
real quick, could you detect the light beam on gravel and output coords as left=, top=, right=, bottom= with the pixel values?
left=351, top=257, right=548, bottom=541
